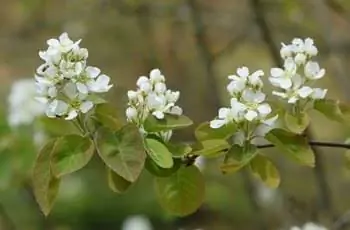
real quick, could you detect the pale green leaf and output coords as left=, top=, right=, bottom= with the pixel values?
left=94, top=103, right=122, bottom=131
left=96, top=124, right=146, bottom=182
left=155, top=165, right=205, bottom=216
left=39, top=117, right=80, bottom=136
left=265, top=129, right=315, bottom=167
left=192, top=139, right=230, bottom=157
left=195, top=122, right=237, bottom=141
left=166, top=142, right=192, bottom=158
left=284, top=112, right=309, bottom=134
left=51, top=135, right=94, bottom=177
left=314, top=99, right=350, bottom=124
left=220, top=144, right=257, bottom=174
left=143, top=114, right=193, bottom=132
left=107, top=168, right=132, bottom=193
left=32, top=139, right=61, bottom=216
left=249, top=154, right=280, bottom=188
left=145, top=138, right=174, bottom=169
left=145, top=157, right=181, bottom=177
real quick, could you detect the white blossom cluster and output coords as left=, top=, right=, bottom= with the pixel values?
left=210, top=67, right=277, bottom=141
left=269, top=38, right=327, bottom=104
left=126, top=69, right=183, bottom=123
left=8, top=79, right=45, bottom=127
left=290, top=222, right=327, bottom=230
left=126, top=69, right=183, bottom=141
left=35, top=32, right=113, bottom=120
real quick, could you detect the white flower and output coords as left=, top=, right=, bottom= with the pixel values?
left=311, top=88, right=327, bottom=99
left=304, top=38, right=318, bottom=56
left=150, top=69, right=165, bottom=83
left=270, top=38, right=327, bottom=104
left=295, top=53, right=306, bottom=65
left=210, top=107, right=236, bottom=128
left=126, top=69, right=183, bottom=140
left=8, top=79, right=46, bottom=127
left=88, top=74, right=113, bottom=93
left=304, top=61, right=325, bottom=80
left=36, top=32, right=112, bottom=120
left=211, top=66, right=278, bottom=146
left=280, top=43, right=292, bottom=59
left=126, top=107, right=138, bottom=121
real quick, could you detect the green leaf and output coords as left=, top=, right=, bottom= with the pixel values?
left=314, top=99, right=350, bottom=123
left=96, top=124, right=146, bottom=182
left=166, top=142, right=192, bottom=158
left=155, top=165, right=205, bottom=216
left=39, top=117, right=80, bottom=136
left=32, top=139, right=61, bottom=216
left=51, top=135, right=94, bottom=177
left=284, top=112, right=309, bottom=134
left=145, top=157, right=181, bottom=177
left=193, top=139, right=230, bottom=157
left=220, top=144, right=257, bottom=174
left=145, top=138, right=174, bottom=169
left=94, top=103, right=122, bottom=131
left=143, top=114, right=193, bottom=132
left=195, top=122, right=237, bottom=141
left=107, top=168, right=132, bottom=193
left=265, top=129, right=315, bottom=167
left=249, top=154, right=280, bottom=188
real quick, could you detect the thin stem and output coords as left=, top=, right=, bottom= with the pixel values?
left=257, top=141, right=350, bottom=150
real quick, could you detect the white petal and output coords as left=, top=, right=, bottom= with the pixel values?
left=237, top=66, right=249, bottom=77
left=279, top=78, right=293, bottom=89
left=298, top=86, right=313, bottom=98
left=150, top=69, right=165, bottom=82
left=257, top=104, right=272, bottom=116
left=154, top=82, right=166, bottom=93
left=312, top=88, right=327, bottom=99
left=218, top=108, right=231, bottom=119
left=64, top=83, right=77, bottom=99
left=76, top=82, right=88, bottom=94
left=136, top=76, right=149, bottom=87
left=152, top=110, right=164, bottom=119
left=86, top=66, right=101, bottom=78
left=288, top=96, right=298, bottom=104
left=270, top=68, right=284, bottom=77
left=245, top=110, right=258, bottom=121
left=210, top=119, right=226, bottom=129
left=65, top=110, right=78, bottom=120
left=80, top=101, right=94, bottom=113
left=230, top=98, right=246, bottom=112
left=272, top=91, right=288, bottom=98
left=170, top=106, right=183, bottom=115
left=126, top=107, right=138, bottom=120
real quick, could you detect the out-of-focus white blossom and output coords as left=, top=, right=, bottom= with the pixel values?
left=210, top=67, right=278, bottom=145
left=290, top=222, right=328, bottom=230
left=8, top=79, right=45, bottom=127
left=126, top=69, right=183, bottom=141
left=35, top=32, right=112, bottom=120
left=269, top=38, right=327, bottom=104
left=121, top=215, right=153, bottom=230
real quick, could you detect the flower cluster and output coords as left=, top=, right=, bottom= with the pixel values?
left=210, top=67, right=278, bottom=144
left=8, top=79, right=45, bottom=127
left=290, top=222, right=327, bottom=230
left=35, top=32, right=113, bottom=120
left=269, top=38, right=327, bottom=104
left=126, top=69, right=183, bottom=140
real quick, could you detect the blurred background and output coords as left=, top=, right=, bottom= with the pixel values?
left=1, top=0, right=350, bottom=229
